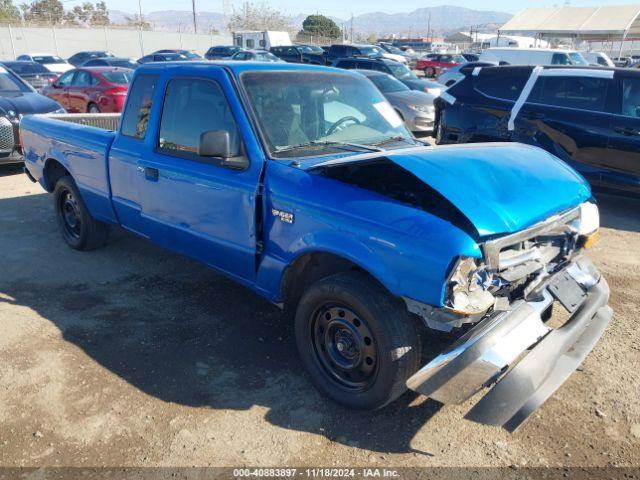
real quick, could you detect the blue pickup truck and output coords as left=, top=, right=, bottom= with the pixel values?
left=21, top=62, right=611, bottom=431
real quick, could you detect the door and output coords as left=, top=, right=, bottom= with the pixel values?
left=68, top=70, right=99, bottom=113
left=48, top=70, right=75, bottom=109
left=136, top=73, right=263, bottom=284
left=606, top=73, right=640, bottom=192
left=515, top=73, right=612, bottom=186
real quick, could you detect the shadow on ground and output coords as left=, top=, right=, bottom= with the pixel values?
left=595, top=191, right=640, bottom=233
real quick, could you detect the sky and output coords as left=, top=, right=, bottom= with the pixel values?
left=62, top=0, right=640, bottom=19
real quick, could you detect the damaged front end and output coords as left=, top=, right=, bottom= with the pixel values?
left=405, top=203, right=611, bottom=432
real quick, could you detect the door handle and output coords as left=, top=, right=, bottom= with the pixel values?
left=143, top=167, right=159, bottom=181
left=613, top=126, right=640, bottom=136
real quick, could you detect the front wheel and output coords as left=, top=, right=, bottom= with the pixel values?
left=295, top=272, right=422, bottom=410
left=88, top=103, right=100, bottom=113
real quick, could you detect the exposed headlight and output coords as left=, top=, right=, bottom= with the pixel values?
left=578, top=202, right=599, bottom=236
left=408, top=103, right=434, bottom=114
left=446, top=257, right=495, bottom=315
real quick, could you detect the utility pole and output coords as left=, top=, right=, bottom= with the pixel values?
left=138, top=0, right=144, bottom=56
left=350, top=13, right=353, bottom=43
left=426, top=11, right=431, bottom=42
left=191, top=0, right=197, bottom=34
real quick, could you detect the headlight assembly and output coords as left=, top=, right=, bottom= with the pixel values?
left=578, top=201, right=599, bottom=236
left=446, top=257, right=495, bottom=315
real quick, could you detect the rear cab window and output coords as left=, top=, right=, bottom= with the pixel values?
left=121, top=74, right=158, bottom=139
left=474, top=72, right=528, bottom=101
left=529, top=76, right=609, bottom=112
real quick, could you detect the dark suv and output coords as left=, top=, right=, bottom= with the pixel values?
left=205, top=46, right=243, bottom=60
left=324, top=44, right=384, bottom=65
left=334, top=57, right=444, bottom=95
left=270, top=44, right=325, bottom=64
left=435, top=65, right=640, bottom=195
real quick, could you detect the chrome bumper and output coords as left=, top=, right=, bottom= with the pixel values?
left=406, top=257, right=612, bottom=432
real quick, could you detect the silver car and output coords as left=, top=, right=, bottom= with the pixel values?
left=359, top=70, right=435, bottom=135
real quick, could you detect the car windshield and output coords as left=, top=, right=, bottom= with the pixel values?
left=33, top=56, right=66, bottom=64
left=453, top=55, right=466, bottom=63
left=5, top=62, right=49, bottom=74
left=0, top=69, right=30, bottom=92
left=102, top=70, right=132, bottom=84
left=385, top=45, right=404, bottom=55
left=301, top=45, right=323, bottom=53
left=387, top=62, right=417, bottom=80
left=360, top=46, right=383, bottom=56
left=110, top=59, right=138, bottom=69
left=368, top=74, right=409, bottom=93
left=256, top=52, right=279, bottom=62
left=242, top=71, right=413, bottom=158
left=183, top=51, right=201, bottom=59
left=569, top=52, right=589, bottom=66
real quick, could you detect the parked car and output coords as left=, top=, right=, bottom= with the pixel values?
left=231, top=50, right=282, bottom=62
left=436, top=61, right=497, bottom=87
left=0, top=65, right=63, bottom=164
left=613, top=56, right=632, bottom=67
left=358, top=70, right=435, bottom=134
left=1, top=61, right=58, bottom=92
left=153, top=49, right=202, bottom=60
left=434, top=64, right=640, bottom=195
left=204, top=45, right=244, bottom=60
left=15, top=53, right=73, bottom=74
left=137, top=52, right=189, bottom=64
left=68, top=50, right=113, bottom=66
left=416, top=53, right=466, bottom=77
left=81, top=57, right=139, bottom=69
left=270, top=44, right=325, bottom=64
left=21, top=62, right=610, bottom=432
left=584, top=52, right=615, bottom=67
left=479, top=48, right=589, bottom=67
left=377, top=42, right=416, bottom=66
left=42, top=67, right=131, bottom=113
left=324, top=44, right=407, bottom=65
left=333, top=57, right=444, bottom=95
left=461, top=53, right=480, bottom=62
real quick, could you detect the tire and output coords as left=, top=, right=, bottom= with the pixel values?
left=295, top=271, right=422, bottom=410
left=87, top=103, right=100, bottom=113
left=53, top=176, right=108, bottom=250
left=424, top=67, right=435, bottom=77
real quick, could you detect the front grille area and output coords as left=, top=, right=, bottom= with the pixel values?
left=0, top=116, right=15, bottom=151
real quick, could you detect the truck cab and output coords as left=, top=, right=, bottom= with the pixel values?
left=20, top=62, right=611, bottom=431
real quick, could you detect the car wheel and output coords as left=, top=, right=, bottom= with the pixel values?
left=295, top=271, right=422, bottom=410
left=424, top=67, right=435, bottom=77
left=53, top=176, right=108, bottom=250
left=88, top=103, right=100, bottom=113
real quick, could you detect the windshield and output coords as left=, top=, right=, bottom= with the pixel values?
left=5, top=62, right=49, bottom=74
left=33, top=56, right=66, bottom=64
left=453, top=55, right=466, bottom=63
left=241, top=71, right=413, bottom=158
left=110, top=60, right=138, bottom=69
left=360, top=46, right=383, bottom=56
left=299, top=45, right=323, bottom=53
left=102, top=70, right=132, bottom=84
left=183, top=51, right=201, bottom=59
left=385, top=45, right=404, bottom=55
left=368, top=74, right=409, bottom=93
left=0, top=70, right=31, bottom=92
left=569, top=52, right=589, bottom=66
left=387, top=62, right=417, bottom=80
left=256, top=52, right=280, bottom=62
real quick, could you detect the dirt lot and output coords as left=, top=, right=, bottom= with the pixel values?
left=0, top=164, right=639, bottom=469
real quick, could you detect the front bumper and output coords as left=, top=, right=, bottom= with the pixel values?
left=406, top=257, right=612, bottom=432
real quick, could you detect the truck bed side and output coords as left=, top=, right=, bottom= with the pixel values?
left=21, top=114, right=119, bottom=224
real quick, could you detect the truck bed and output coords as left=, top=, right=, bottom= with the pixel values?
left=20, top=113, right=119, bottom=224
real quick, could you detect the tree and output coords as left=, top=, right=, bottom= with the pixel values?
left=228, top=2, right=291, bottom=32
left=300, top=14, right=341, bottom=39
left=0, top=0, right=21, bottom=22
left=23, top=0, right=65, bottom=23
left=90, top=0, right=109, bottom=26
left=366, top=33, right=378, bottom=43
left=124, top=13, right=150, bottom=30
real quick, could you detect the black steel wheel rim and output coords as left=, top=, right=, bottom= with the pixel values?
left=311, top=304, right=378, bottom=390
left=59, top=189, right=81, bottom=239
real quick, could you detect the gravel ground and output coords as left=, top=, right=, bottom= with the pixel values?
left=0, top=164, right=639, bottom=468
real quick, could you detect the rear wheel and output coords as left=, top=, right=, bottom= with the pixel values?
left=53, top=176, right=108, bottom=250
left=87, top=103, right=100, bottom=113
left=424, top=67, right=435, bottom=77
left=295, top=272, right=421, bottom=410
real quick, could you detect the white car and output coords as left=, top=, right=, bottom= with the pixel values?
left=584, top=52, right=615, bottom=67
left=15, top=53, right=73, bottom=74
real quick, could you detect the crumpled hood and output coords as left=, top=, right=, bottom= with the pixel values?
left=311, top=143, right=591, bottom=237
left=0, top=92, right=60, bottom=115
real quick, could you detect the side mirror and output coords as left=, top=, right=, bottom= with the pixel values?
left=198, top=130, right=247, bottom=169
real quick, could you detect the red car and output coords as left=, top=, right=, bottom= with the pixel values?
left=416, top=54, right=466, bottom=78
left=43, top=67, right=132, bottom=113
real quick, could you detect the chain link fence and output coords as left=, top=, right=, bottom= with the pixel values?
left=0, top=24, right=231, bottom=59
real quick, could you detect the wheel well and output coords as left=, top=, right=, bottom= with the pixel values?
left=281, top=252, right=381, bottom=312
left=43, top=159, right=69, bottom=192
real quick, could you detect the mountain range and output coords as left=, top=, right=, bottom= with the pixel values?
left=109, top=5, right=512, bottom=37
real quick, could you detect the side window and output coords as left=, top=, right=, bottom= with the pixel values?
left=246, top=39, right=255, bottom=49
left=73, top=71, right=91, bottom=86
left=272, top=47, right=282, bottom=55
left=158, top=77, right=240, bottom=160
left=371, top=62, right=387, bottom=72
left=56, top=70, right=75, bottom=87
left=356, top=61, right=373, bottom=70
left=475, top=74, right=527, bottom=101
left=338, top=60, right=355, bottom=69
left=259, top=39, right=265, bottom=47
left=551, top=53, right=571, bottom=65
left=121, top=74, right=158, bottom=139
left=531, top=76, right=608, bottom=111
left=332, top=45, right=345, bottom=56
left=621, top=78, right=640, bottom=117
left=286, top=47, right=298, bottom=56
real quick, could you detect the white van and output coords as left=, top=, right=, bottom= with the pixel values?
left=584, top=51, right=615, bottom=67
left=233, top=31, right=292, bottom=50
left=479, top=48, right=589, bottom=67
